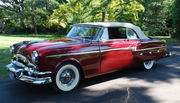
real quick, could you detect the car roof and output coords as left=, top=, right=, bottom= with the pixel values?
left=76, top=22, right=135, bottom=27
left=76, top=22, right=149, bottom=39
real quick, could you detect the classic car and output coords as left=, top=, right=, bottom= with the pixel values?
left=6, top=22, right=171, bottom=92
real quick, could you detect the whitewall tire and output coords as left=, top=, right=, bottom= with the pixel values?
left=53, top=64, right=80, bottom=92
left=143, top=60, right=155, bottom=70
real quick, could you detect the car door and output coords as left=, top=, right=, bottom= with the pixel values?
left=71, top=26, right=102, bottom=78
left=99, top=27, right=135, bottom=73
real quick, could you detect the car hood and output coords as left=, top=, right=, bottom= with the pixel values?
left=25, top=38, right=85, bottom=54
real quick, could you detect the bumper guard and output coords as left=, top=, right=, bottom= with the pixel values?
left=6, top=63, right=52, bottom=85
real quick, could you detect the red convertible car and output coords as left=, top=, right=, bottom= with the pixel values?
left=6, top=22, right=170, bottom=92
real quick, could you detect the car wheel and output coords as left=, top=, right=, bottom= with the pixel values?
left=143, top=60, right=155, bottom=70
left=53, top=63, right=80, bottom=92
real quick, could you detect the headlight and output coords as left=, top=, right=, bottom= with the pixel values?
left=31, top=51, right=39, bottom=63
left=10, top=45, right=15, bottom=54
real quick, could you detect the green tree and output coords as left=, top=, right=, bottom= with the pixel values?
left=0, top=0, right=60, bottom=34
left=139, top=0, right=174, bottom=36
left=172, top=0, right=180, bottom=38
left=49, top=0, right=144, bottom=31
left=0, top=0, right=26, bottom=32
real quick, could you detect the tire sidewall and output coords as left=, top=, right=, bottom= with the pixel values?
left=53, top=63, right=80, bottom=92
left=143, top=60, right=155, bottom=70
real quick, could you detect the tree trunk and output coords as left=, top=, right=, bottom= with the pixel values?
left=102, top=11, right=106, bottom=22
left=32, top=4, right=38, bottom=34
left=32, top=15, right=38, bottom=34
left=20, top=18, right=25, bottom=29
left=46, top=0, right=49, bottom=10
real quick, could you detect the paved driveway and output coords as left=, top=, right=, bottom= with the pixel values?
left=0, top=44, right=180, bottom=103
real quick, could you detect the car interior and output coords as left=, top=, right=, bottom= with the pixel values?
left=108, top=27, right=127, bottom=39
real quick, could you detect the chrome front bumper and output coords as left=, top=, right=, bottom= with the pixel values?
left=6, top=63, right=52, bottom=85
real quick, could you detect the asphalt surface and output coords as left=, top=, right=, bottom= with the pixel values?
left=0, top=44, right=180, bottom=103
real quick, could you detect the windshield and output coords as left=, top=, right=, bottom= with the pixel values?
left=66, top=25, right=102, bottom=40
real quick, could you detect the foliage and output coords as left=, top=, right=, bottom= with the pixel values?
left=0, top=0, right=60, bottom=34
left=49, top=0, right=144, bottom=31
left=139, top=0, right=174, bottom=36
left=0, top=0, right=179, bottom=37
left=172, top=0, right=180, bottom=38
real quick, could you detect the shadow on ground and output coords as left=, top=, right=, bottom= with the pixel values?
left=0, top=77, right=157, bottom=103
left=0, top=60, right=179, bottom=103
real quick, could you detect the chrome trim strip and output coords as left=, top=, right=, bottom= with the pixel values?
left=100, top=39, right=128, bottom=42
left=47, top=46, right=166, bottom=58
left=47, top=47, right=134, bottom=58
left=101, top=47, right=133, bottom=52
left=47, top=51, right=100, bottom=58
left=135, top=46, right=166, bottom=52
left=34, top=71, right=52, bottom=75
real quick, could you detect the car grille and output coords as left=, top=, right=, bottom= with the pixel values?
left=13, top=54, right=36, bottom=70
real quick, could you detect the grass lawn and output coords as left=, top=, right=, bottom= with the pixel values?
left=0, top=34, right=63, bottom=79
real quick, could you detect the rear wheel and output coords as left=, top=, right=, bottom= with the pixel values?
left=53, top=64, right=80, bottom=92
left=142, top=60, right=155, bottom=70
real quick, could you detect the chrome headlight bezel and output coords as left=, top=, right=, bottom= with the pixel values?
left=10, top=45, right=15, bottom=54
left=31, top=51, right=39, bottom=63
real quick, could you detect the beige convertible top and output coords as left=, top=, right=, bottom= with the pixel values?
left=77, top=22, right=149, bottom=39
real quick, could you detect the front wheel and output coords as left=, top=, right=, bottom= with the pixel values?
left=142, top=60, right=155, bottom=70
left=53, top=64, right=80, bottom=92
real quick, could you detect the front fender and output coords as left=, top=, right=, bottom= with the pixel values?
left=37, top=55, right=83, bottom=77
left=55, top=57, right=81, bottom=69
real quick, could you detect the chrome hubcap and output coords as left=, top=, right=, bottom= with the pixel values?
left=60, top=69, right=75, bottom=85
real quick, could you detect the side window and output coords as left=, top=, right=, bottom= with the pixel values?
left=108, top=27, right=127, bottom=39
left=101, top=28, right=109, bottom=40
left=127, top=28, right=138, bottom=39
left=119, top=28, right=126, bottom=36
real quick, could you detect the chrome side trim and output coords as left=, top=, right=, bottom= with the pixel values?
left=47, top=51, right=100, bottom=58
left=135, top=46, right=166, bottom=52
left=47, top=46, right=166, bottom=58
left=47, top=47, right=134, bottom=58
left=101, top=47, right=133, bottom=52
